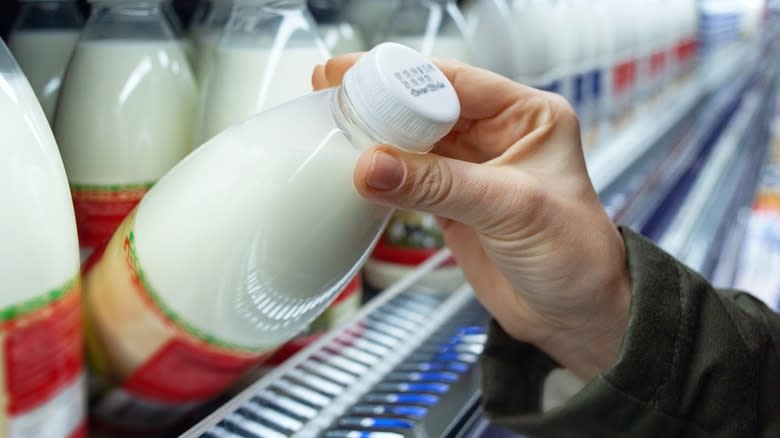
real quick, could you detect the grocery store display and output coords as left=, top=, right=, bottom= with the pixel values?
left=194, top=0, right=328, bottom=145
left=0, top=40, right=84, bottom=438
left=83, top=42, right=459, bottom=427
left=0, top=1, right=777, bottom=436
left=6, top=0, right=83, bottom=123
left=54, top=0, right=197, bottom=252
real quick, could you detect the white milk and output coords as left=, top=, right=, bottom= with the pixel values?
left=194, top=31, right=219, bottom=84
left=319, top=22, right=366, bottom=55
left=55, top=40, right=196, bottom=247
left=195, top=44, right=326, bottom=144
left=464, top=0, right=519, bottom=78
left=138, top=93, right=388, bottom=347
left=7, top=30, right=80, bottom=123
left=0, top=75, right=78, bottom=310
left=390, top=35, right=472, bottom=63
left=0, top=56, right=83, bottom=438
left=511, top=0, right=559, bottom=89
left=57, top=40, right=195, bottom=185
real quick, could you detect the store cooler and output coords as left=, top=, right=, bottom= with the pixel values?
left=179, top=36, right=780, bottom=438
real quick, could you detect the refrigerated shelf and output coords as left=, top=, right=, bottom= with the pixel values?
left=181, top=36, right=779, bottom=438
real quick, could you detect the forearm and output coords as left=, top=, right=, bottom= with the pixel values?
left=481, top=227, right=780, bottom=437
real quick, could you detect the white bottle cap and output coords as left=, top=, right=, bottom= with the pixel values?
left=343, top=42, right=461, bottom=153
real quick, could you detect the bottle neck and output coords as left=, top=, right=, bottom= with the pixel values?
left=331, top=85, right=386, bottom=151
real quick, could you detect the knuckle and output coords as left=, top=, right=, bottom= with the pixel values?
left=409, top=159, right=454, bottom=209
left=547, top=93, right=578, bottom=122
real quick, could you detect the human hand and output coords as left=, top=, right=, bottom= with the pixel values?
left=313, top=56, right=631, bottom=381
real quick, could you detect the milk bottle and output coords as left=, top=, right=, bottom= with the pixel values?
left=309, top=0, right=367, bottom=55
left=463, top=0, right=518, bottom=78
left=566, top=0, right=598, bottom=141
left=676, top=0, right=699, bottom=78
left=162, top=0, right=197, bottom=65
left=510, top=0, right=560, bottom=92
left=7, top=0, right=83, bottom=123
left=189, top=0, right=212, bottom=65
left=0, top=41, right=84, bottom=438
left=644, top=0, right=670, bottom=98
left=194, top=0, right=329, bottom=145
left=345, top=0, right=400, bottom=44
left=55, top=0, right=197, bottom=252
left=589, top=0, right=617, bottom=142
left=84, top=42, right=460, bottom=425
left=192, top=0, right=233, bottom=84
left=367, top=0, right=471, bottom=291
left=607, top=0, right=638, bottom=126
left=549, top=1, right=582, bottom=114
left=635, top=0, right=656, bottom=102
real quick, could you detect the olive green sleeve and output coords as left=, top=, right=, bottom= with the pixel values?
left=480, top=227, right=780, bottom=437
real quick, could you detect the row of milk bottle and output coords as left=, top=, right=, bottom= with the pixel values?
left=1, top=0, right=468, bottom=433
left=468, top=0, right=699, bottom=147
left=5, top=0, right=468, bottom=297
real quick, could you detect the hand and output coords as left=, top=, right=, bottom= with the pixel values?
left=313, top=56, right=631, bottom=381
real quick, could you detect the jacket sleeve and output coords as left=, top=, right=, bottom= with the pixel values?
left=480, top=227, right=780, bottom=438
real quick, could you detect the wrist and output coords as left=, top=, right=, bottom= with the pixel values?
left=536, top=237, right=632, bottom=381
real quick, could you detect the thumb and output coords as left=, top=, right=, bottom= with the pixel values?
left=354, top=145, right=540, bottom=229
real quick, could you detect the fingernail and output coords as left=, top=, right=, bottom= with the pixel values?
left=367, top=151, right=405, bottom=191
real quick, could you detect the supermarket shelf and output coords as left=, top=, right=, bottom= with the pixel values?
left=587, top=42, right=756, bottom=197
left=659, top=93, right=762, bottom=262
left=659, top=58, right=778, bottom=272
left=182, top=37, right=780, bottom=438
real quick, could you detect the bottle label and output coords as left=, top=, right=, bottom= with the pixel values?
left=676, top=37, right=698, bottom=64
left=84, top=212, right=274, bottom=427
left=573, top=73, right=587, bottom=107
left=590, top=69, right=603, bottom=101
left=71, top=183, right=153, bottom=249
left=650, top=51, right=667, bottom=76
left=1, top=277, right=86, bottom=438
left=538, top=80, right=562, bottom=95
left=612, top=60, right=637, bottom=96
left=371, top=211, right=455, bottom=267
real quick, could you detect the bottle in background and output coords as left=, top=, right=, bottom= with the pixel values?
left=7, top=0, right=83, bottom=123
left=586, top=0, right=617, bottom=149
left=194, top=0, right=329, bottom=146
left=510, top=0, right=560, bottom=92
left=366, top=0, right=472, bottom=292
left=0, top=40, right=85, bottom=438
left=607, top=0, right=638, bottom=128
left=378, top=0, right=473, bottom=61
left=188, top=0, right=213, bottom=65
left=191, top=0, right=233, bottom=85
left=162, top=0, right=197, bottom=66
left=462, top=0, right=519, bottom=78
left=309, top=0, right=367, bottom=55
left=83, top=42, right=460, bottom=427
left=54, top=0, right=197, bottom=254
left=344, top=0, right=400, bottom=44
